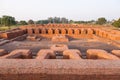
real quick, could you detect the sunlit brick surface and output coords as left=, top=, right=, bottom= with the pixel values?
left=0, top=24, right=120, bottom=80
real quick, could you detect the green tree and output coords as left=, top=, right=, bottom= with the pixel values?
left=112, top=18, right=120, bottom=28
left=28, top=20, right=34, bottom=24
left=69, top=20, right=74, bottom=24
left=54, top=17, right=60, bottom=23
left=37, top=17, right=70, bottom=24
left=36, top=20, right=48, bottom=24
left=1, top=15, right=16, bottom=26
left=19, top=21, right=27, bottom=25
left=48, top=17, right=53, bottom=23
left=96, top=17, right=107, bottom=25
left=61, top=17, right=68, bottom=23
left=0, top=18, right=1, bottom=26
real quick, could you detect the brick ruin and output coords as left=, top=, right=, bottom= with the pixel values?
left=0, top=24, right=120, bottom=80
left=20, top=24, right=120, bottom=41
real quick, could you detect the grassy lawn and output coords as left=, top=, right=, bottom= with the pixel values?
left=0, top=26, right=19, bottom=31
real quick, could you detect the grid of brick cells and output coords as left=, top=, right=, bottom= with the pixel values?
left=19, top=24, right=120, bottom=41
left=0, top=24, right=120, bottom=80
left=0, top=46, right=119, bottom=60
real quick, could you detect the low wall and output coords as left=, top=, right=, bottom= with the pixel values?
left=23, top=25, right=120, bottom=41
left=0, top=59, right=120, bottom=80
left=0, top=29, right=27, bottom=39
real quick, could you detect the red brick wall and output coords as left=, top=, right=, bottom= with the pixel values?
left=0, top=59, right=120, bottom=80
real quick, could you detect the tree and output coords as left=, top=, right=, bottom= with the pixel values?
left=96, top=17, right=107, bottom=25
left=37, top=20, right=49, bottom=24
left=48, top=17, right=53, bottom=23
left=37, top=17, right=69, bottom=24
left=28, top=20, right=34, bottom=24
left=1, top=15, right=16, bottom=26
left=41, top=20, right=49, bottom=24
left=61, top=17, right=68, bottom=23
left=54, top=17, right=61, bottom=23
left=19, top=21, right=27, bottom=25
left=112, top=18, right=120, bottom=28
left=0, top=18, right=1, bottom=26
left=69, top=20, right=74, bottom=24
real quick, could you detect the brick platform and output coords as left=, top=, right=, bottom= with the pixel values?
left=111, top=50, right=120, bottom=58
left=36, top=49, right=82, bottom=59
left=0, top=49, right=32, bottom=59
left=63, top=49, right=82, bottom=59
left=0, top=49, right=8, bottom=56
left=0, top=60, right=120, bottom=80
left=0, top=29, right=26, bottom=39
left=50, top=44, right=68, bottom=52
left=27, top=35, right=37, bottom=41
left=36, top=49, right=55, bottom=59
left=52, top=35, right=69, bottom=42
left=87, top=49, right=120, bottom=60
left=0, top=24, right=120, bottom=80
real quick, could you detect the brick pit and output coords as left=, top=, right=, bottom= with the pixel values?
left=0, top=24, right=120, bottom=80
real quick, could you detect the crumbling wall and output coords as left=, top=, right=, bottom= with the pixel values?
left=0, top=48, right=120, bottom=80
left=0, top=60, right=120, bottom=80
left=3, top=24, right=120, bottom=41
left=0, top=29, right=26, bottom=39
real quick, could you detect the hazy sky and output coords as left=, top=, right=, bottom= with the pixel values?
left=0, top=0, right=120, bottom=21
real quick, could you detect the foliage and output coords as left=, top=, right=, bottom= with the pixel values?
left=112, top=18, right=120, bottom=28
left=61, top=17, right=68, bottom=23
left=19, top=21, right=28, bottom=25
left=0, top=18, right=1, bottom=24
left=69, top=20, right=74, bottom=24
left=0, top=15, right=119, bottom=28
left=37, top=17, right=69, bottom=24
left=28, top=20, right=34, bottom=24
left=96, top=17, right=107, bottom=25
left=36, top=20, right=49, bottom=24
left=74, top=20, right=95, bottom=24
left=0, top=15, right=16, bottom=26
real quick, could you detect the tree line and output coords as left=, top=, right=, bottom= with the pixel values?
left=36, top=17, right=69, bottom=24
left=0, top=15, right=120, bottom=28
left=0, top=16, right=69, bottom=26
left=0, top=16, right=16, bottom=26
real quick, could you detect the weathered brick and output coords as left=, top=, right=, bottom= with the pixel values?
left=50, top=44, right=68, bottom=52
left=87, top=49, right=120, bottom=60
left=36, top=49, right=55, bottom=59
left=63, top=49, right=82, bottom=59
left=0, top=49, right=32, bottom=59
left=111, top=50, right=120, bottom=58
left=0, top=49, right=8, bottom=56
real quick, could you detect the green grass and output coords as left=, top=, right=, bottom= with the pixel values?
left=0, top=26, right=19, bottom=31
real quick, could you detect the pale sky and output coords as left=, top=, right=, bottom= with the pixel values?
left=0, top=0, right=120, bottom=21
